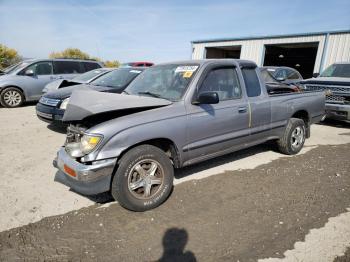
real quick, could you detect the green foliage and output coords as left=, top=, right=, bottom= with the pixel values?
left=49, top=48, right=120, bottom=68
left=0, top=44, right=21, bottom=70
left=104, top=60, right=120, bottom=68
left=49, top=48, right=91, bottom=60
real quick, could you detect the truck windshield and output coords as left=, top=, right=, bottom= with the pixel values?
left=320, top=64, right=350, bottom=78
left=124, top=64, right=199, bottom=101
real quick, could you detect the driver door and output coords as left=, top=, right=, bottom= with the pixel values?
left=185, top=66, right=250, bottom=162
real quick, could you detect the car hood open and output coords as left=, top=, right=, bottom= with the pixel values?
left=62, top=89, right=172, bottom=123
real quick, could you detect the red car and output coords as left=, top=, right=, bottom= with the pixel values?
left=121, top=61, right=154, bottom=67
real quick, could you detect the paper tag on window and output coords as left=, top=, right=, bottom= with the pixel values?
left=175, top=65, right=198, bottom=73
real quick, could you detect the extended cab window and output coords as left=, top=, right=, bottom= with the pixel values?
left=199, top=67, right=241, bottom=101
left=242, top=68, right=261, bottom=97
left=23, top=61, right=53, bottom=75
left=53, top=61, right=83, bottom=74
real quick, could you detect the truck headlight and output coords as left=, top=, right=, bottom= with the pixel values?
left=80, top=134, right=102, bottom=154
left=60, top=98, right=70, bottom=109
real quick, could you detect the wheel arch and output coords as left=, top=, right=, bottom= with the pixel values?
left=117, top=138, right=181, bottom=169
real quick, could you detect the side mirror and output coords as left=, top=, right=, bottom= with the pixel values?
left=313, top=73, right=319, bottom=78
left=196, top=91, right=219, bottom=104
left=25, top=69, right=35, bottom=76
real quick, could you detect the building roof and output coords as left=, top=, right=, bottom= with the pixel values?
left=191, top=29, right=350, bottom=44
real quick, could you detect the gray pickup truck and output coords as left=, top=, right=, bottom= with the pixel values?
left=53, top=59, right=325, bottom=211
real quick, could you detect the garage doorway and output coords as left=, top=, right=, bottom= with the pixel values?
left=205, top=46, right=241, bottom=59
left=263, top=42, right=319, bottom=78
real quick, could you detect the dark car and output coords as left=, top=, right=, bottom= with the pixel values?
left=260, top=66, right=303, bottom=94
left=42, top=67, right=114, bottom=94
left=36, top=67, right=145, bottom=124
left=121, top=62, right=154, bottom=67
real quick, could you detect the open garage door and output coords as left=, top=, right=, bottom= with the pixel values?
left=263, top=42, right=319, bottom=78
left=205, top=46, right=241, bottom=59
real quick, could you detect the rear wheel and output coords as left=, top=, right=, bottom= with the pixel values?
left=111, top=145, right=174, bottom=211
left=0, top=87, right=24, bottom=107
left=277, top=118, right=306, bottom=155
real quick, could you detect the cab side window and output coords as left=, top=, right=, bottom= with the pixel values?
left=241, top=68, right=261, bottom=97
left=199, top=67, right=241, bottom=101
left=25, top=62, right=53, bottom=75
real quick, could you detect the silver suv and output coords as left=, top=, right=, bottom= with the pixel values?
left=0, top=59, right=103, bottom=107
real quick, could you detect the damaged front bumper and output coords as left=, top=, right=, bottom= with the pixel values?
left=53, top=147, right=116, bottom=195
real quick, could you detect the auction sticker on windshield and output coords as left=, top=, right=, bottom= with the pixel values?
left=175, top=65, right=198, bottom=73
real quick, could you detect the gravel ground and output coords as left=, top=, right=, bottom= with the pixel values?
left=0, top=143, right=349, bottom=261
left=1, top=105, right=350, bottom=233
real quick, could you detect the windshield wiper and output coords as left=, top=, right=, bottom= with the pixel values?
left=138, top=91, right=162, bottom=98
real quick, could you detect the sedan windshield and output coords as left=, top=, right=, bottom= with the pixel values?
left=320, top=64, right=350, bottom=78
left=73, top=69, right=108, bottom=83
left=91, top=68, right=143, bottom=89
left=124, top=64, right=199, bottom=101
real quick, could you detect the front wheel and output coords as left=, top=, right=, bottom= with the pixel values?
left=277, top=118, right=306, bottom=155
left=111, top=145, right=174, bottom=211
left=0, top=87, right=24, bottom=107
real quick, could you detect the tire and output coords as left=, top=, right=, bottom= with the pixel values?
left=111, top=145, right=174, bottom=211
left=0, top=87, right=25, bottom=107
left=277, top=118, right=306, bottom=155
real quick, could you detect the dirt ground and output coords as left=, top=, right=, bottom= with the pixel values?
left=0, top=143, right=349, bottom=261
left=0, top=105, right=350, bottom=261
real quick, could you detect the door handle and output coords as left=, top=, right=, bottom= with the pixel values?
left=50, top=76, right=64, bottom=80
left=238, top=107, right=247, bottom=113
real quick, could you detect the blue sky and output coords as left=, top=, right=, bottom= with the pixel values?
left=0, top=0, right=349, bottom=63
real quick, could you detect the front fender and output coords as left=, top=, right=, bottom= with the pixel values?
left=84, top=115, right=187, bottom=164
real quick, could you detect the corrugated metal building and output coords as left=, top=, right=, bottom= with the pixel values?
left=191, top=30, right=350, bottom=78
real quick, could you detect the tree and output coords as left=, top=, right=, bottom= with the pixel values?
left=104, top=60, right=120, bottom=68
left=49, top=48, right=91, bottom=60
left=49, top=48, right=120, bottom=68
left=0, top=44, right=22, bottom=70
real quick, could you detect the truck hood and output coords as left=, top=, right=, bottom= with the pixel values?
left=62, top=89, right=172, bottom=123
left=302, top=77, right=350, bottom=86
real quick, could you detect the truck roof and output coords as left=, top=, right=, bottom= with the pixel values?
left=157, top=59, right=257, bottom=68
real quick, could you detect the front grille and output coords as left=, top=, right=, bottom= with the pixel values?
left=326, top=95, right=346, bottom=103
left=39, top=97, right=60, bottom=107
left=305, top=85, right=350, bottom=93
left=305, top=84, right=350, bottom=105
